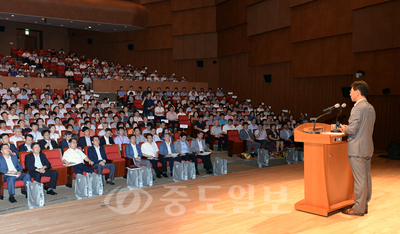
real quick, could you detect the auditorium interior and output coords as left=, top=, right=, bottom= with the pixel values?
left=0, top=0, right=400, bottom=233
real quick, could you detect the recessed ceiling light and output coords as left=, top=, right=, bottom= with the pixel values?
left=98, top=24, right=101, bottom=26
left=85, top=28, right=87, bottom=29
left=125, top=26, right=127, bottom=28
left=115, top=29, right=117, bottom=31
left=88, top=26, right=91, bottom=28
left=34, top=21, right=37, bottom=23
left=42, top=18, right=45, bottom=20
left=11, top=15, right=14, bottom=17
left=6, top=18, right=8, bottom=20
left=71, top=21, right=73, bottom=23
left=61, top=25, right=63, bottom=27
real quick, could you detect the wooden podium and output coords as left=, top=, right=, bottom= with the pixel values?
left=294, top=123, right=354, bottom=216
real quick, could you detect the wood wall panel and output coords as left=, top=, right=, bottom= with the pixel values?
left=351, top=0, right=392, bottom=10
left=218, top=24, right=248, bottom=57
left=217, top=0, right=247, bottom=31
left=291, top=0, right=352, bottom=42
left=171, top=0, right=215, bottom=11
left=173, top=59, right=218, bottom=88
left=353, top=49, right=400, bottom=95
left=173, top=33, right=218, bottom=59
left=144, top=0, right=172, bottom=27
left=352, top=1, right=400, bottom=53
left=289, top=0, right=313, bottom=7
left=172, top=6, right=216, bottom=36
left=249, top=27, right=292, bottom=66
left=245, top=0, right=263, bottom=6
left=247, top=0, right=291, bottom=36
left=140, top=0, right=167, bottom=4
left=292, top=34, right=353, bottom=78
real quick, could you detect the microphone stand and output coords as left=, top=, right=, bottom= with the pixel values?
left=310, top=110, right=333, bottom=134
left=331, top=107, right=343, bottom=132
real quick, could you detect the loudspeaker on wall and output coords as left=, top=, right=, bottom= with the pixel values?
left=197, top=61, right=204, bottom=67
left=264, top=74, right=272, bottom=83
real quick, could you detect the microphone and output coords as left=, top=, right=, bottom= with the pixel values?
left=332, top=103, right=347, bottom=132
left=310, top=103, right=340, bottom=134
left=323, top=103, right=340, bottom=112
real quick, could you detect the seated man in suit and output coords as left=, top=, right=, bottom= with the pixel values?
left=125, top=134, right=151, bottom=168
left=19, top=134, right=34, bottom=152
left=87, top=136, right=116, bottom=185
left=0, top=133, right=19, bottom=158
left=25, top=143, right=58, bottom=195
left=239, top=122, right=261, bottom=155
left=39, top=130, right=60, bottom=151
left=139, top=116, right=150, bottom=128
left=174, top=132, right=199, bottom=175
left=190, top=131, right=213, bottom=174
left=59, top=131, right=73, bottom=153
left=100, top=128, right=115, bottom=146
left=159, top=133, right=182, bottom=176
left=141, top=134, right=168, bottom=178
left=77, top=127, right=92, bottom=149
left=62, top=138, right=94, bottom=175
left=0, top=144, right=31, bottom=203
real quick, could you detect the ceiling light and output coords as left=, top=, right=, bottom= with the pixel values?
left=42, top=18, right=45, bottom=20
left=88, top=26, right=91, bottom=28
left=34, top=21, right=37, bottom=23
left=61, top=25, right=63, bottom=27
left=85, top=28, right=88, bottom=30
left=11, top=15, right=14, bottom=17
left=6, top=18, right=8, bottom=20
left=125, top=26, right=127, bottom=28
left=71, top=21, right=73, bottom=23
left=98, top=24, right=101, bottom=26
left=115, top=29, right=117, bottom=31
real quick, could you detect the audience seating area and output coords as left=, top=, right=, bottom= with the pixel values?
left=0, top=49, right=308, bottom=200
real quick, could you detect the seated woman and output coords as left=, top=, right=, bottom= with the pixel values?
left=268, top=124, right=284, bottom=155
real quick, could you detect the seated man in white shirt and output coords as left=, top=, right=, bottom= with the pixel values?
left=254, top=124, right=275, bottom=152
left=141, top=134, right=168, bottom=179
left=29, top=122, right=43, bottom=142
left=9, top=127, right=24, bottom=147
left=1, top=112, right=15, bottom=128
left=62, top=138, right=94, bottom=174
left=0, top=120, right=13, bottom=134
left=248, top=119, right=258, bottom=132
left=114, top=127, right=130, bottom=149
left=280, top=123, right=294, bottom=148
left=222, top=119, right=237, bottom=135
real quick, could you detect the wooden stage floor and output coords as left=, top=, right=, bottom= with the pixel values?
left=2, top=155, right=399, bottom=234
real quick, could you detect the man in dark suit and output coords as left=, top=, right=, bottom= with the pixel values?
left=190, top=131, right=213, bottom=174
left=25, top=143, right=58, bottom=195
left=340, top=81, right=376, bottom=216
left=0, top=133, right=19, bottom=158
left=39, top=130, right=60, bottom=152
left=59, top=131, right=73, bottom=153
left=0, top=144, right=31, bottom=203
left=100, top=128, right=115, bottom=146
left=125, top=134, right=150, bottom=168
left=174, top=132, right=199, bottom=175
left=239, top=122, right=261, bottom=155
left=159, top=133, right=182, bottom=176
left=19, top=134, right=34, bottom=152
left=87, top=136, right=116, bottom=185
left=78, top=127, right=92, bottom=149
